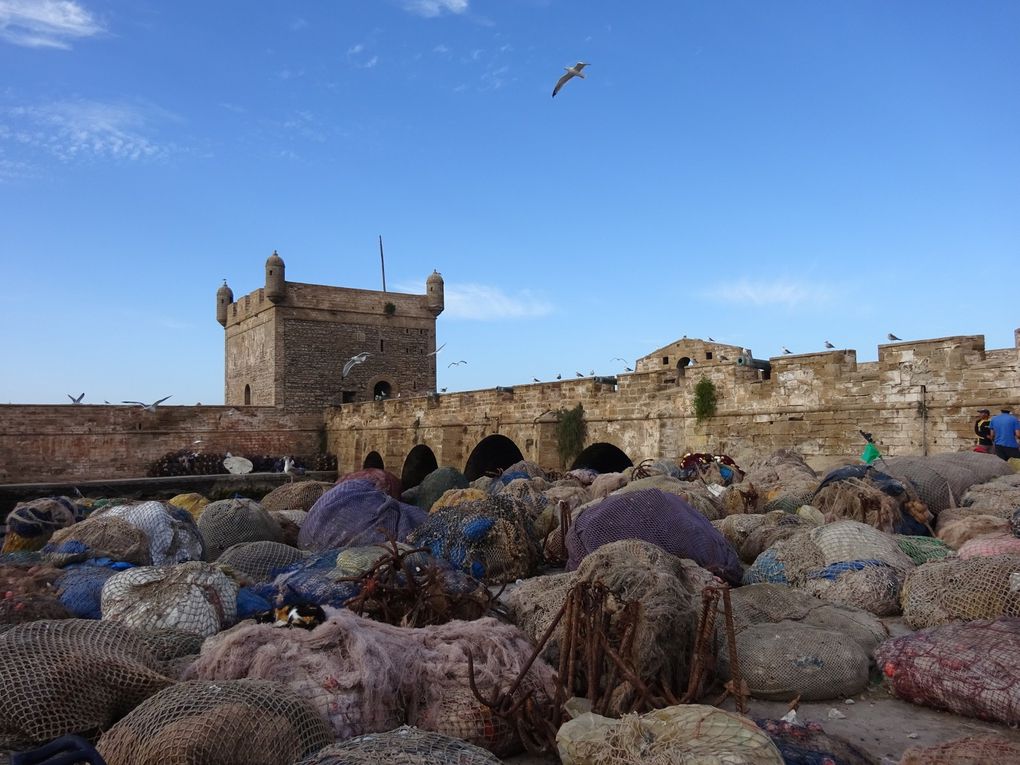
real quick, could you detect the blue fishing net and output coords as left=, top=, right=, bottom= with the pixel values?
left=256, top=549, right=361, bottom=608
left=743, top=547, right=788, bottom=584
left=755, top=718, right=874, bottom=764
left=237, top=587, right=273, bottom=619
left=805, top=559, right=887, bottom=582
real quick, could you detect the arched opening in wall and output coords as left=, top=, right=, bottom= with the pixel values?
left=464, top=434, right=525, bottom=481
left=677, top=357, right=692, bottom=378
left=373, top=381, right=393, bottom=400
left=571, top=442, right=633, bottom=474
left=243, top=384, right=251, bottom=405
left=363, top=451, right=384, bottom=470
left=401, top=444, right=438, bottom=489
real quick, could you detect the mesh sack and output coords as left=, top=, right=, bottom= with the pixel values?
left=900, top=554, right=1020, bottom=628
left=715, top=513, right=769, bottom=552
left=339, top=469, right=403, bottom=498
left=500, top=459, right=547, bottom=480
left=260, top=481, right=332, bottom=513
left=876, top=617, right=1020, bottom=725
left=754, top=719, right=874, bottom=765
left=937, top=513, right=1011, bottom=548
left=802, top=561, right=904, bottom=616
left=961, top=472, right=1020, bottom=515
left=45, top=516, right=152, bottom=566
left=883, top=452, right=1011, bottom=515
left=556, top=705, right=784, bottom=765
left=492, top=477, right=550, bottom=518
left=217, top=540, right=308, bottom=582
left=896, top=534, right=953, bottom=564
left=2, top=497, right=78, bottom=552
left=260, top=549, right=361, bottom=608
left=168, top=493, right=210, bottom=520
left=272, top=509, right=308, bottom=547
left=899, top=736, right=1020, bottom=764
left=430, top=488, right=488, bottom=513
left=197, top=498, right=282, bottom=560
left=0, top=619, right=174, bottom=748
left=416, top=467, right=469, bottom=512
left=740, top=512, right=816, bottom=564
left=96, top=679, right=333, bottom=765
left=94, top=501, right=204, bottom=565
left=407, top=494, right=541, bottom=584
left=590, top=472, right=629, bottom=499
left=615, top=475, right=723, bottom=520
left=101, top=561, right=239, bottom=637
left=55, top=563, right=121, bottom=618
left=300, top=480, right=427, bottom=552
left=811, top=470, right=918, bottom=533
left=564, top=488, right=743, bottom=585
left=296, top=725, right=502, bottom=765
left=958, top=532, right=1020, bottom=559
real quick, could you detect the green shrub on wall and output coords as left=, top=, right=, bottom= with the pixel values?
left=693, top=377, right=718, bottom=422
left=556, top=403, right=587, bottom=466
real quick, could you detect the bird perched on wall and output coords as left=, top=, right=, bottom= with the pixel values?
left=781, top=347, right=792, bottom=355
left=532, top=377, right=540, bottom=382
left=342, top=352, right=370, bottom=379
left=283, top=456, right=305, bottom=482
left=552, top=61, right=588, bottom=97
left=708, top=337, right=715, bottom=342
left=440, top=387, right=447, bottom=393
left=67, top=393, right=85, bottom=404
left=555, top=373, right=562, bottom=380
left=887, top=333, right=902, bottom=342
left=625, top=366, right=633, bottom=372
left=122, top=396, right=172, bottom=412
left=428, top=342, right=446, bottom=356
left=824, top=340, right=835, bottom=349
left=576, top=371, right=584, bottom=377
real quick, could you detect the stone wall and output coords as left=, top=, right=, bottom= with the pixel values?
left=0, top=405, right=324, bottom=483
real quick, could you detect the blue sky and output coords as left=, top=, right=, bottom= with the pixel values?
left=1, top=0, right=1018, bottom=404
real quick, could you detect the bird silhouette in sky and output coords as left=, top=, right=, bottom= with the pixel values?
left=552, top=61, right=589, bottom=97
left=824, top=340, right=835, bottom=349
left=532, top=377, right=540, bottom=382
left=67, top=393, right=84, bottom=404
left=887, top=333, right=902, bottom=342
left=781, top=347, right=793, bottom=355
left=448, top=360, right=467, bottom=367
left=342, top=352, right=370, bottom=378
left=707, top=337, right=714, bottom=342
left=625, top=366, right=634, bottom=372
left=575, top=371, right=584, bottom=377
left=123, top=396, right=172, bottom=412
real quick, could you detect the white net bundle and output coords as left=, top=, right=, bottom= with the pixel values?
left=94, top=501, right=205, bottom=565
left=741, top=449, right=819, bottom=513
left=899, top=554, right=1020, bottom=628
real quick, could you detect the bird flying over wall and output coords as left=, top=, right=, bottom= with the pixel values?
left=887, top=333, right=902, bottom=342
left=67, top=393, right=84, bottom=404
left=552, top=61, right=588, bottom=97
left=342, top=352, right=370, bottom=379
left=122, top=396, right=172, bottom=412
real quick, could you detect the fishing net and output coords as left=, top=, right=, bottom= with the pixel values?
left=95, top=679, right=333, bottom=765
left=2, top=497, right=79, bottom=552
left=272, top=509, right=307, bottom=547
left=339, top=469, right=404, bottom=499
left=802, top=561, right=904, bottom=616
left=958, top=532, right=1020, bottom=559
left=876, top=617, right=1020, bottom=725
left=55, top=563, right=122, bottom=618
left=0, top=619, right=174, bottom=748
left=895, top=534, right=953, bottom=564
left=185, top=610, right=557, bottom=757
left=500, top=459, right=548, bottom=480
left=430, top=488, right=488, bottom=513
left=93, top=501, right=205, bottom=565
left=260, top=481, right=332, bottom=513
left=882, top=452, right=1012, bottom=515
left=714, top=513, right=769, bottom=553
left=101, top=561, right=239, bottom=637
left=0, top=563, right=71, bottom=629
left=556, top=705, right=784, bottom=765
left=564, top=488, right=743, bottom=585
left=961, top=472, right=1020, bottom=516
left=217, top=540, right=308, bottom=583
left=45, top=516, right=153, bottom=566
left=614, top=475, right=723, bottom=520
left=811, top=465, right=929, bottom=534
left=407, top=494, right=540, bottom=584
left=899, top=736, right=1020, bottom=764
left=197, top=498, right=283, bottom=560
left=899, top=554, right=1020, bottom=628
left=590, top=472, right=629, bottom=499
left=492, top=477, right=550, bottom=518
left=300, top=480, right=427, bottom=552
left=937, top=513, right=1011, bottom=548
left=167, top=493, right=210, bottom=520
left=742, top=449, right=819, bottom=513
left=416, top=467, right=469, bottom=512
left=739, top=512, right=817, bottom=564
left=754, top=719, right=874, bottom=765
left=296, top=725, right=502, bottom=765
left=258, top=549, right=361, bottom=608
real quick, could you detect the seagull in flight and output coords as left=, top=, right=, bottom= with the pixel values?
left=824, top=340, right=835, bottom=349
left=448, top=360, right=467, bottom=367
left=611, top=357, right=628, bottom=364
left=532, top=377, right=540, bottom=383
left=67, top=393, right=85, bottom=404
left=887, top=333, right=902, bottom=342
left=123, top=395, right=172, bottom=413
left=575, top=371, right=584, bottom=377
left=552, top=61, right=588, bottom=97
left=342, top=352, right=370, bottom=379
left=625, top=366, right=633, bottom=372
left=781, top=347, right=792, bottom=355
left=707, top=337, right=714, bottom=342
left=428, top=342, right=446, bottom=356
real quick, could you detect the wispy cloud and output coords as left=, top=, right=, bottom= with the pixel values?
left=403, top=0, right=468, bottom=18
left=2, top=99, right=176, bottom=162
left=444, top=283, right=552, bottom=320
left=432, top=43, right=449, bottom=54
left=347, top=42, right=378, bottom=69
left=290, top=17, right=308, bottom=31
left=702, top=278, right=834, bottom=309
left=0, top=0, right=104, bottom=49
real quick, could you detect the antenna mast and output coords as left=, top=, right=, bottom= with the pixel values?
left=379, top=235, right=387, bottom=292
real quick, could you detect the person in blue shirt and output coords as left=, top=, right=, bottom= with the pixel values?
left=990, top=407, right=1020, bottom=461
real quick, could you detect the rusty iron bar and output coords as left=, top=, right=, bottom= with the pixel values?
left=720, top=586, right=748, bottom=714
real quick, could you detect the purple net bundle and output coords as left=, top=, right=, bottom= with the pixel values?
left=299, top=480, right=427, bottom=552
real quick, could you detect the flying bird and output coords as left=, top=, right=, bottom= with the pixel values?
left=532, top=377, right=540, bottom=383
left=552, top=61, right=588, bottom=97
left=122, top=396, right=172, bottom=413
left=576, top=371, right=584, bottom=377
left=342, top=352, right=370, bottom=379
left=428, top=343, right=446, bottom=356
left=887, top=333, right=902, bottom=342
left=625, top=366, right=633, bottom=372
left=781, top=347, right=792, bottom=355
left=448, top=360, right=467, bottom=367
left=611, top=357, right=628, bottom=363
left=707, top=337, right=715, bottom=342
left=824, top=340, right=835, bottom=349
left=589, top=369, right=595, bottom=375
left=67, top=393, right=85, bottom=404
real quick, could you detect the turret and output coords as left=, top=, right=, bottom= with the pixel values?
left=265, top=250, right=286, bottom=303
left=426, top=270, right=444, bottom=316
left=216, top=279, right=233, bottom=327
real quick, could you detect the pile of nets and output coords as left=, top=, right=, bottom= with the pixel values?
left=937, top=512, right=1011, bottom=548
left=564, top=488, right=743, bottom=584
left=198, top=498, right=283, bottom=560
left=260, top=481, right=333, bottom=513
left=960, top=472, right=1020, bottom=517
left=721, top=584, right=885, bottom=701
left=875, top=617, right=1020, bottom=725
left=185, top=609, right=558, bottom=757
left=147, top=450, right=231, bottom=477
left=899, top=554, right=1020, bottom=628
left=722, top=511, right=819, bottom=564
left=811, top=465, right=929, bottom=534
left=754, top=719, right=874, bottom=765
left=0, top=563, right=71, bottom=629
left=415, top=467, right=469, bottom=512
left=407, top=494, right=540, bottom=584
left=299, top=480, right=426, bottom=552
left=55, top=560, right=132, bottom=619
left=899, top=735, right=1020, bottom=764
left=556, top=705, right=784, bottom=765
left=0, top=619, right=174, bottom=748
left=2, top=497, right=79, bottom=552
left=676, top=452, right=744, bottom=484
left=895, top=534, right=953, bottom=564
left=882, top=451, right=1012, bottom=515
left=45, top=515, right=153, bottom=566
left=217, top=540, right=308, bottom=583
left=96, top=679, right=333, bottom=765
left=296, top=726, right=501, bottom=765
left=958, top=532, right=1020, bottom=559
left=101, top=560, right=239, bottom=637
left=614, top=475, right=723, bottom=520
left=740, top=449, right=819, bottom=513
left=92, top=501, right=205, bottom=565
left=339, top=468, right=403, bottom=498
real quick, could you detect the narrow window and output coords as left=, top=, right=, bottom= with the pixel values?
left=243, top=384, right=252, bottom=405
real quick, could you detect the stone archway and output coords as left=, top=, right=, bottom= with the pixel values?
left=401, top=444, right=438, bottom=490
left=464, top=434, right=525, bottom=481
left=571, top=442, right=633, bottom=474
left=363, top=450, right=384, bottom=470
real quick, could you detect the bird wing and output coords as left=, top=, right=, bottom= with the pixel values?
left=342, top=358, right=360, bottom=378
left=428, top=343, right=446, bottom=356
left=67, top=394, right=75, bottom=402
left=154, top=395, right=172, bottom=406
left=552, top=71, right=574, bottom=97
left=122, top=401, right=145, bottom=406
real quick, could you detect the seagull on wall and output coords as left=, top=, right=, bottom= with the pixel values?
left=707, top=337, right=715, bottom=342
left=824, top=340, right=835, bottom=349
left=887, top=333, right=902, bottom=342
left=781, top=347, right=792, bottom=355
left=556, top=373, right=562, bottom=380
left=532, top=377, right=540, bottom=383
left=625, top=366, right=633, bottom=372
left=448, top=360, right=467, bottom=367
left=67, top=393, right=85, bottom=404
left=123, top=396, right=172, bottom=413
left=428, top=342, right=447, bottom=356
left=575, top=371, right=584, bottom=378
left=342, top=352, right=370, bottom=379
left=552, top=61, right=588, bottom=97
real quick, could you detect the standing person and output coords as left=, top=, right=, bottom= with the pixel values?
left=989, top=407, right=1020, bottom=461
left=974, top=408, right=994, bottom=452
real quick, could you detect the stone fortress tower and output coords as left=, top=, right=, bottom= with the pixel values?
left=217, top=252, right=444, bottom=409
